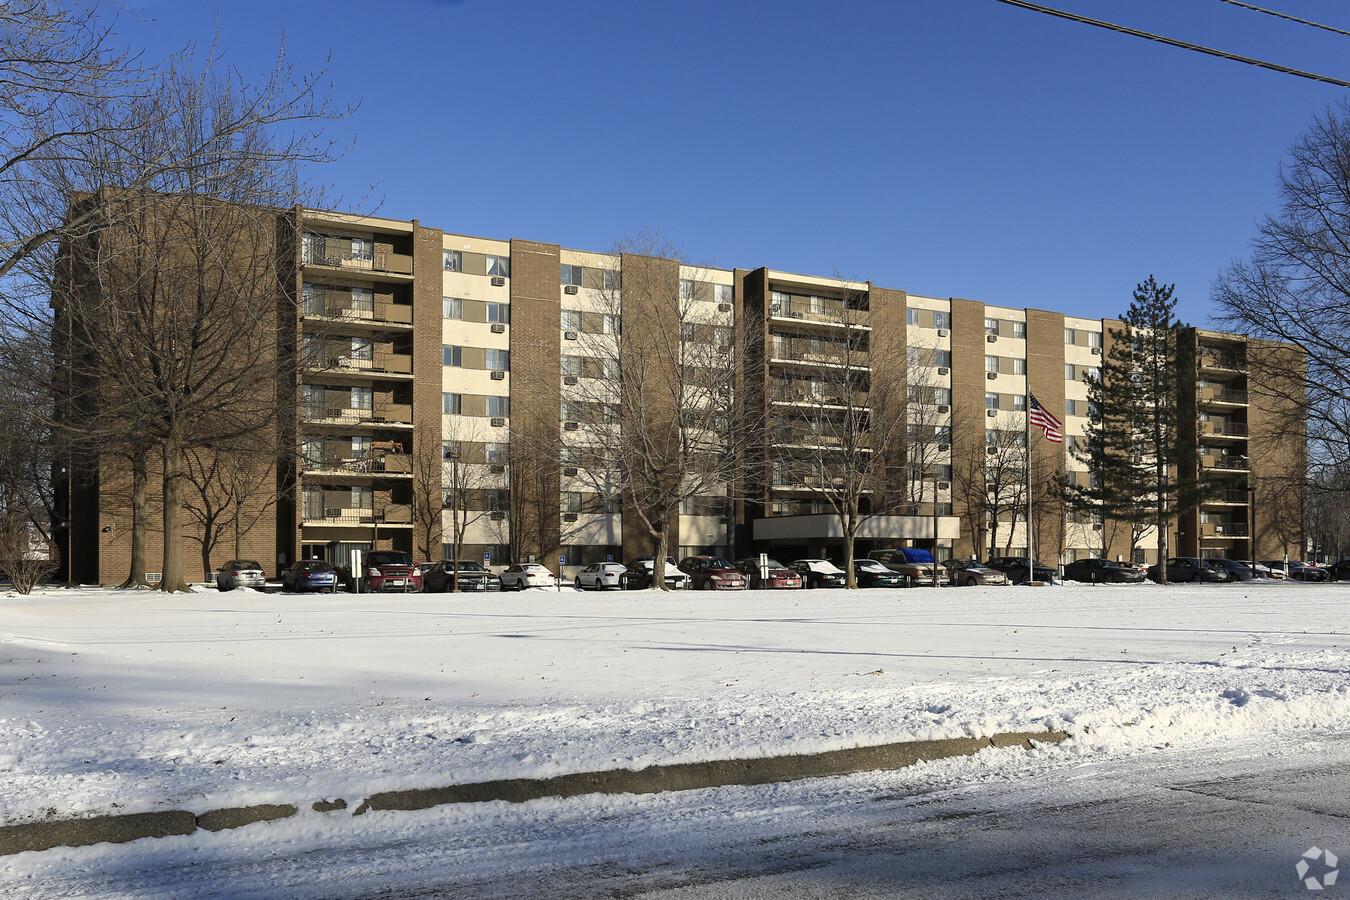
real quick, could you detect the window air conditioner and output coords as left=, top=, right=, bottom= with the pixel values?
left=1092, top=523, right=1103, bottom=531
left=490, top=511, right=506, bottom=521
left=986, top=445, right=997, bottom=454
left=563, top=513, right=578, bottom=523
left=564, top=285, right=579, bottom=295
left=937, top=404, right=950, bottom=413
left=562, top=467, right=578, bottom=477
left=1091, top=346, right=1102, bottom=355
left=490, top=370, right=506, bottom=380
left=563, top=421, right=579, bottom=431
left=490, top=417, right=506, bottom=427
left=563, top=375, right=578, bottom=385
left=490, top=323, right=506, bottom=334
left=937, top=367, right=949, bottom=375
left=937, top=481, right=950, bottom=491
left=717, top=302, right=732, bottom=313
left=937, top=328, right=949, bottom=337
left=564, top=330, right=578, bottom=341
left=487, top=464, right=505, bottom=475
left=937, top=443, right=950, bottom=452
left=987, top=334, right=998, bottom=343
left=987, top=408, right=998, bottom=417
left=491, top=276, right=506, bottom=286
left=987, top=372, right=998, bottom=380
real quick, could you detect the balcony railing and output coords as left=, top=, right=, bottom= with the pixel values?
left=1202, top=455, right=1250, bottom=470
left=1200, top=386, right=1248, bottom=404
left=1199, top=420, right=1248, bottom=438
left=301, top=244, right=413, bottom=275
left=301, top=503, right=413, bottom=526
left=301, top=402, right=413, bottom=426
left=1201, top=349, right=1246, bottom=371
left=302, top=296, right=414, bottom=326
left=302, top=453, right=413, bottom=476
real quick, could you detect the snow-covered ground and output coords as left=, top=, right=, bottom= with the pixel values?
left=2, top=578, right=1349, bottom=895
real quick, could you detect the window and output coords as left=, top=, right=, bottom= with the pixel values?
left=485, top=302, right=510, bottom=324
left=933, top=311, right=951, bottom=329
left=561, top=356, right=581, bottom=377
left=486, top=489, right=509, bottom=512
left=680, top=322, right=695, bottom=343
left=1066, top=399, right=1079, bottom=417
left=934, top=387, right=951, bottom=405
left=442, top=393, right=461, bottom=415
left=351, top=287, right=373, bottom=313
left=1012, top=395, right=1026, bottom=411
left=603, top=269, right=617, bottom=290
left=485, top=349, right=510, bottom=371
left=985, top=355, right=1000, bottom=374
left=350, top=337, right=373, bottom=361
left=443, top=250, right=462, bottom=272
left=560, top=264, right=583, bottom=286
left=1011, top=321, right=1026, bottom=339
left=560, top=401, right=573, bottom=421
left=485, top=443, right=509, bottom=464
left=1085, top=366, right=1101, bottom=383
left=714, top=326, right=732, bottom=349
left=442, top=440, right=462, bottom=460
left=602, top=314, right=620, bottom=335
left=679, top=279, right=695, bottom=301
left=936, top=464, right=953, bottom=480
left=1065, top=364, right=1077, bottom=381
left=906, top=308, right=920, bottom=326
left=934, top=426, right=951, bottom=444
left=485, top=255, right=510, bottom=277
left=350, top=238, right=373, bottom=262
left=561, top=310, right=582, bottom=331
left=442, top=297, right=463, bottom=319
left=1012, top=358, right=1026, bottom=375
left=715, top=283, right=733, bottom=304
left=487, top=395, right=510, bottom=417
left=563, top=492, right=583, bottom=513
left=986, top=392, right=1000, bottom=409
left=1088, top=331, right=1103, bottom=349
left=986, top=429, right=998, bottom=446
left=442, top=345, right=462, bottom=367
left=1065, top=328, right=1077, bottom=345
left=934, top=349, right=952, bottom=367
left=771, top=290, right=790, bottom=309
left=984, top=318, right=1000, bottom=336
left=602, top=358, right=620, bottom=380
left=907, top=347, right=921, bottom=366
left=808, top=295, right=826, bottom=315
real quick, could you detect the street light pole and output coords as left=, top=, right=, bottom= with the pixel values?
left=450, top=450, right=461, bottom=593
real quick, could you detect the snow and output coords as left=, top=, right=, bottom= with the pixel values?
left=2, top=578, right=1349, bottom=894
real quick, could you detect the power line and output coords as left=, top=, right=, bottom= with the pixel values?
left=1218, top=0, right=1350, bottom=39
left=991, top=0, right=1350, bottom=88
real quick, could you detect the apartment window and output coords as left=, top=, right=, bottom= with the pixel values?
left=1065, top=364, right=1077, bottom=381
left=487, top=395, right=510, bottom=417
left=986, top=392, right=1000, bottom=409
left=1011, top=321, right=1026, bottom=338
left=603, top=496, right=622, bottom=514
left=602, top=314, right=620, bottom=335
left=1085, top=366, right=1101, bottom=383
left=602, top=358, right=620, bottom=380
left=350, top=386, right=372, bottom=410
left=1065, top=328, right=1077, bottom=345
left=934, top=426, right=952, bottom=444
left=350, top=238, right=373, bottom=262
left=443, top=250, right=462, bottom=272
left=485, top=255, right=510, bottom=278
left=442, top=345, right=463, bottom=367
left=934, top=387, right=951, bottom=405
left=486, top=489, right=509, bottom=512
left=1088, top=331, right=1103, bottom=349
left=442, top=440, right=462, bottom=460
left=1013, top=395, right=1026, bottom=411
left=350, top=337, right=373, bottom=361
left=1012, top=358, right=1026, bottom=375
left=485, top=443, right=509, bottom=465
left=808, top=295, right=826, bottom=315
left=934, top=349, right=952, bottom=367
left=984, top=318, right=1000, bottom=336
left=560, top=264, right=583, bottom=286
left=442, top=393, right=461, bottom=415
left=1066, top=399, right=1079, bottom=417
left=563, top=491, right=583, bottom=513
left=985, top=355, right=1000, bottom=374
left=560, top=401, right=573, bottom=421
left=679, top=279, right=696, bottom=301
left=986, top=429, right=998, bottom=446
left=603, top=404, right=618, bottom=425
left=485, top=349, right=510, bottom=371
left=561, top=310, right=582, bottom=331
left=715, top=283, right=734, bottom=304
left=906, top=347, right=921, bottom=366
left=906, top=308, right=920, bottom=326
left=561, top=355, right=581, bottom=377
left=603, top=269, right=617, bottom=290
left=442, top=297, right=463, bottom=319
left=933, top=311, right=951, bottom=329
left=680, top=322, right=695, bottom=343
left=771, top=290, right=790, bottom=309
left=714, top=326, right=732, bottom=349
left=485, top=302, right=510, bottom=324
left=351, top=287, right=373, bottom=312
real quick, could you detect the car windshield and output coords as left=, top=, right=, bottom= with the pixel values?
left=705, top=559, right=734, bottom=569
left=302, top=562, right=333, bottom=571
left=232, top=561, right=262, bottom=570
left=457, top=562, right=487, bottom=572
left=366, top=552, right=413, bottom=567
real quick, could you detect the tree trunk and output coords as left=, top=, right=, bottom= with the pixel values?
left=159, top=439, right=191, bottom=592
left=118, top=449, right=151, bottom=589
left=653, top=522, right=670, bottom=592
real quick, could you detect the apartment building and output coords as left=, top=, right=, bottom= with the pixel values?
left=60, top=205, right=1306, bottom=584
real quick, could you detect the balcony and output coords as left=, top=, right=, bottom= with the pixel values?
left=1198, top=419, right=1248, bottom=438
left=767, top=305, right=870, bottom=331
left=301, top=295, right=414, bottom=330
left=301, top=244, right=413, bottom=279
left=1201, top=521, right=1249, bottom=538
left=1199, top=386, right=1248, bottom=405
left=301, top=402, right=413, bottom=427
left=300, top=352, right=413, bottom=380
left=301, top=452, right=413, bottom=478
left=1202, top=454, right=1250, bottom=471
left=1200, top=348, right=1246, bottom=372
left=301, top=504, right=413, bottom=527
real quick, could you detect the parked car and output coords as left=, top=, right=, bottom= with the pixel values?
left=216, top=559, right=266, bottom=591
left=854, top=559, right=905, bottom=587
left=280, top=560, right=339, bottom=593
left=733, top=557, right=803, bottom=589
left=1061, top=558, right=1146, bottom=584
left=423, top=560, right=502, bottom=592
left=867, top=548, right=950, bottom=586
left=575, top=563, right=628, bottom=591
left=984, top=556, right=1057, bottom=585
left=1205, top=558, right=1254, bottom=582
left=1323, top=560, right=1350, bottom=581
left=499, top=563, right=559, bottom=590
left=1278, top=560, right=1331, bottom=582
left=620, top=558, right=687, bottom=590
left=1248, top=560, right=1284, bottom=579
left=1147, top=557, right=1225, bottom=583
left=360, top=550, right=423, bottom=592
left=677, top=556, right=748, bottom=591
left=942, top=558, right=1008, bottom=587
left=786, top=558, right=847, bottom=589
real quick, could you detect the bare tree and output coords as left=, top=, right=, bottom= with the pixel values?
left=182, top=446, right=276, bottom=581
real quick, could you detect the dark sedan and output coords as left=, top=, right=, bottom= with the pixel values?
left=280, top=560, right=339, bottom=593
left=1205, top=558, right=1253, bottom=582
left=985, top=557, right=1057, bottom=585
left=1062, top=558, right=1146, bottom=584
left=1147, top=557, right=1226, bottom=583
left=854, top=559, right=905, bottom=587
left=423, top=560, right=502, bottom=592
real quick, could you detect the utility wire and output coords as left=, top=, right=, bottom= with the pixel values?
left=1218, top=0, right=1350, bottom=39
left=991, top=0, right=1350, bottom=88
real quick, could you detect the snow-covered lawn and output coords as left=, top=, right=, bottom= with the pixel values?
left=3, top=578, right=1348, bottom=831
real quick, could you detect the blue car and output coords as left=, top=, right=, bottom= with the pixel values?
left=280, top=560, right=339, bottom=593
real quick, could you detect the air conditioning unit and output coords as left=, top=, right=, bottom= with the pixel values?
left=563, top=512, right=578, bottom=523
left=490, top=417, right=506, bottom=427
left=937, top=443, right=950, bottom=452
left=564, top=330, right=578, bottom=341
left=489, top=511, right=506, bottom=521
left=987, top=408, right=998, bottom=417
left=717, top=302, right=732, bottom=313
left=1091, top=346, right=1102, bottom=355
left=937, top=404, right=950, bottom=413
left=491, top=276, right=506, bottom=286
left=564, top=285, right=579, bottom=295
left=563, top=375, right=578, bottom=386
left=986, top=372, right=998, bottom=380
left=790, top=311, right=805, bottom=319
left=937, top=367, right=949, bottom=375
left=562, top=466, right=578, bottom=477
left=987, top=334, right=997, bottom=343
left=937, top=328, right=949, bottom=337
left=489, top=464, right=506, bottom=474
left=490, top=370, right=506, bottom=380
left=937, top=481, right=950, bottom=491
left=986, top=445, right=997, bottom=454
left=490, top=323, right=506, bottom=334
left=1092, top=523, right=1103, bottom=531
left=563, top=421, right=579, bottom=431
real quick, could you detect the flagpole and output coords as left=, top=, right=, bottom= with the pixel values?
left=1026, top=386, right=1034, bottom=570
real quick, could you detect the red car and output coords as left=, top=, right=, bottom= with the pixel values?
left=677, top=556, right=747, bottom=591
left=360, top=550, right=423, bottom=593
left=733, top=557, right=802, bottom=589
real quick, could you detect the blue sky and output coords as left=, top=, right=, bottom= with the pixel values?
left=111, top=0, right=1350, bottom=326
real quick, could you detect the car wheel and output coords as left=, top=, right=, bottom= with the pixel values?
left=966, top=576, right=978, bottom=587
left=902, top=574, right=914, bottom=588
left=574, top=577, right=583, bottom=590
left=700, top=579, right=713, bottom=591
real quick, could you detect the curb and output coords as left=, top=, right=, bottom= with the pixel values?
left=0, top=728, right=1068, bottom=857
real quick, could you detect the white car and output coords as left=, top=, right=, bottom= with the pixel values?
left=575, top=563, right=627, bottom=590
left=499, top=563, right=558, bottom=591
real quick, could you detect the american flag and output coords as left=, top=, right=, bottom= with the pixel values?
left=1028, top=394, right=1063, bottom=443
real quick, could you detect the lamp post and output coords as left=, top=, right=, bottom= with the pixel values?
left=449, top=449, right=461, bottom=593
left=1248, top=484, right=1257, bottom=574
